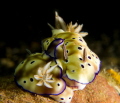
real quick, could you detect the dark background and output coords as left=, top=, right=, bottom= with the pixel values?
left=0, top=2, right=120, bottom=73
left=2, top=2, right=120, bottom=42
left=16, top=4, right=120, bottom=42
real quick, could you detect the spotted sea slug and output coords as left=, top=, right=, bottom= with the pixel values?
left=42, top=12, right=101, bottom=84
left=14, top=12, right=101, bottom=103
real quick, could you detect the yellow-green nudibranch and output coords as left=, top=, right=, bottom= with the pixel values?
left=14, top=12, right=101, bottom=103
left=42, top=12, right=101, bottom=84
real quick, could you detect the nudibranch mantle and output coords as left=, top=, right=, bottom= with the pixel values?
left=14, top=53, right=66, bottom=95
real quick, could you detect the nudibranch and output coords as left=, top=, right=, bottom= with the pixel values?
left=42, top=12, right=101, bottom=84
left=15, top=12, right=101, bottom=103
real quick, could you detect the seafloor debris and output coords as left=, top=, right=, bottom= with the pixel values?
left=100, top=66, right=120, bottom=95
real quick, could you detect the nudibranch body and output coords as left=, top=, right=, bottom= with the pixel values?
left=14, top=12, right=101, bottom=103
left=42, top=12, right=100, bottom=84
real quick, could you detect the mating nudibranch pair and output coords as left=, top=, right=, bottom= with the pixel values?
left=14, top=12, right=101, bottom=103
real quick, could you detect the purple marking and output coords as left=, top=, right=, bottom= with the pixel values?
left=45, top=38, right=64, bottom=59
left=54, top=38, right=64, bottom=59
left=95, top=61, right=101, bottom=75
left=65, top=61, right=101, bottom=84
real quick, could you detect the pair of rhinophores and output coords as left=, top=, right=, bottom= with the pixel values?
left=14, top=12, right=101, bottom=103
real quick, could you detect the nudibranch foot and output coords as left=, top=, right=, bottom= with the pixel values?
left=50, top=86, right=74, bottom=103
left=63, top=76, right=86, bottom=91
